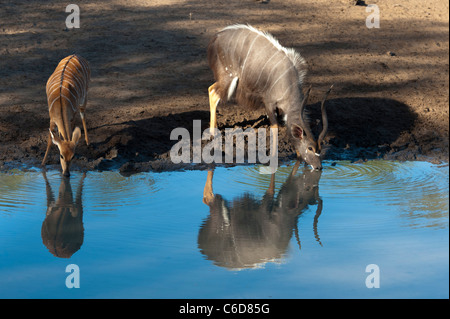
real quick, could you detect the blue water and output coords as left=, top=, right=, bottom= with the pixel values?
left=0, top=161, right=448, bottom=298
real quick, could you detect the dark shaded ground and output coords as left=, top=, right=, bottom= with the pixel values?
left=0, top=0, right=448, bottom=175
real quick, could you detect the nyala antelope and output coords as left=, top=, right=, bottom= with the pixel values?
left=42, top=54, right=90, bottom=177
left=207, top=24, right=332, bottom=170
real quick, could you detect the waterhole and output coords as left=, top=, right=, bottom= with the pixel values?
left=0, top=160, right=448, bottom=298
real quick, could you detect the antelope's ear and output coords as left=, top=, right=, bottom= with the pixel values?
left=50, top=129, right=61, bottom=147
left=291, top=124, right=304, bottom=140
left=72, top=127, right=81, bottom=146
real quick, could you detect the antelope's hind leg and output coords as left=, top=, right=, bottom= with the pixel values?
left=208, top=82, right=221, bottom=136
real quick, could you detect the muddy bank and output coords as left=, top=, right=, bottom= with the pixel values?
left=0, top=0, right=448, bottom=175
left=1, top=96, right=447, bottom=176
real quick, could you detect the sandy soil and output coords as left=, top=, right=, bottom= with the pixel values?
left=0, top=0, right=448, bottom=174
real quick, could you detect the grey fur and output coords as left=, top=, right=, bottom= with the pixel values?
left=207, top=24, right=308, bottom=130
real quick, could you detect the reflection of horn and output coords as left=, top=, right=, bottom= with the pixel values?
left=313, top=197, right=323, bottom=247
left=285, top=162, right=323, bottom=251
left=294, top=224, right=301, bottom=251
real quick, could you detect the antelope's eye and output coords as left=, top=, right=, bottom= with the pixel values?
left=308, top=147, right=313, bottom=151
left=60, top=155, right=64, bottom=160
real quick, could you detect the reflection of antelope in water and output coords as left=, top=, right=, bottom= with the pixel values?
left=200, top=161, right=323, bottom=270
left=41, top=172, right=85, bottom=258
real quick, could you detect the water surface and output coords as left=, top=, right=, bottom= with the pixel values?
left=0, top=160, right=448, bottom=298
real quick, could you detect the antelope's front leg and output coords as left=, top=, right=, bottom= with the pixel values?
left=42, top=122, right=56, bottom=166
left=80, top=99, right=89, bottom=145
left=208, top=83, right=221, bottom=136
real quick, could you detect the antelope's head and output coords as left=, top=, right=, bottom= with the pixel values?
left=50, top=127, right=81, bottom=177
left=290, top=85, right=332, bottom=170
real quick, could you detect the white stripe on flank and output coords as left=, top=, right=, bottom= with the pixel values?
left=231, top=30, right=246, bottom=62
left=277, top=81, right=297, bottom=102
left=48, top=85, right=61, bottom=99
left=47, top=78, right=61, bottom=90
left=61, top=94, right=76, bottom=112
left=61, top=85, right=78, bottom=101
left=268, top=64, right=294, bottom=94
left=241, top=34, right=260, bottom=73
left=261, top=55, right=287, bottom=91
left=222, top=24, right=306, bottom=82
left=72, top=62, right=89, bottom=86
left=237, top=32, right=251, bottom=66
left=225, top=31, right=235, bottom=56
left=47, top=56, right=90, bottom=113
left=60, top=68, right=83, bottom=91
left=66, top=59, right=82, bottom=76
left=62, top=79, right=80, bottom=97
left=49, top=96, right=60, bottom=111
left=254, top=49, right=278, bottom=87
left=48, top=79, right=82, bottom=105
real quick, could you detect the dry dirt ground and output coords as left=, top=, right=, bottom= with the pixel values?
left=0, top=0, right=448, bottom=174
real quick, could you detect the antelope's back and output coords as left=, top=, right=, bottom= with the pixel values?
left=46, top=55, right=90, bottom=114
left=207, top=25, right=306, bottom=107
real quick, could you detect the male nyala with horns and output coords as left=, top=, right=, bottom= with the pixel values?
left=207, top=24, right=332, bottom=170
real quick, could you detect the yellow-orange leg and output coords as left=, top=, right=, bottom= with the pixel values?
left=203, top=170, right=215, bottom=205
left=80, top=113, right=89, bottom=145
left=208, top=83, right=221, bottom=136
